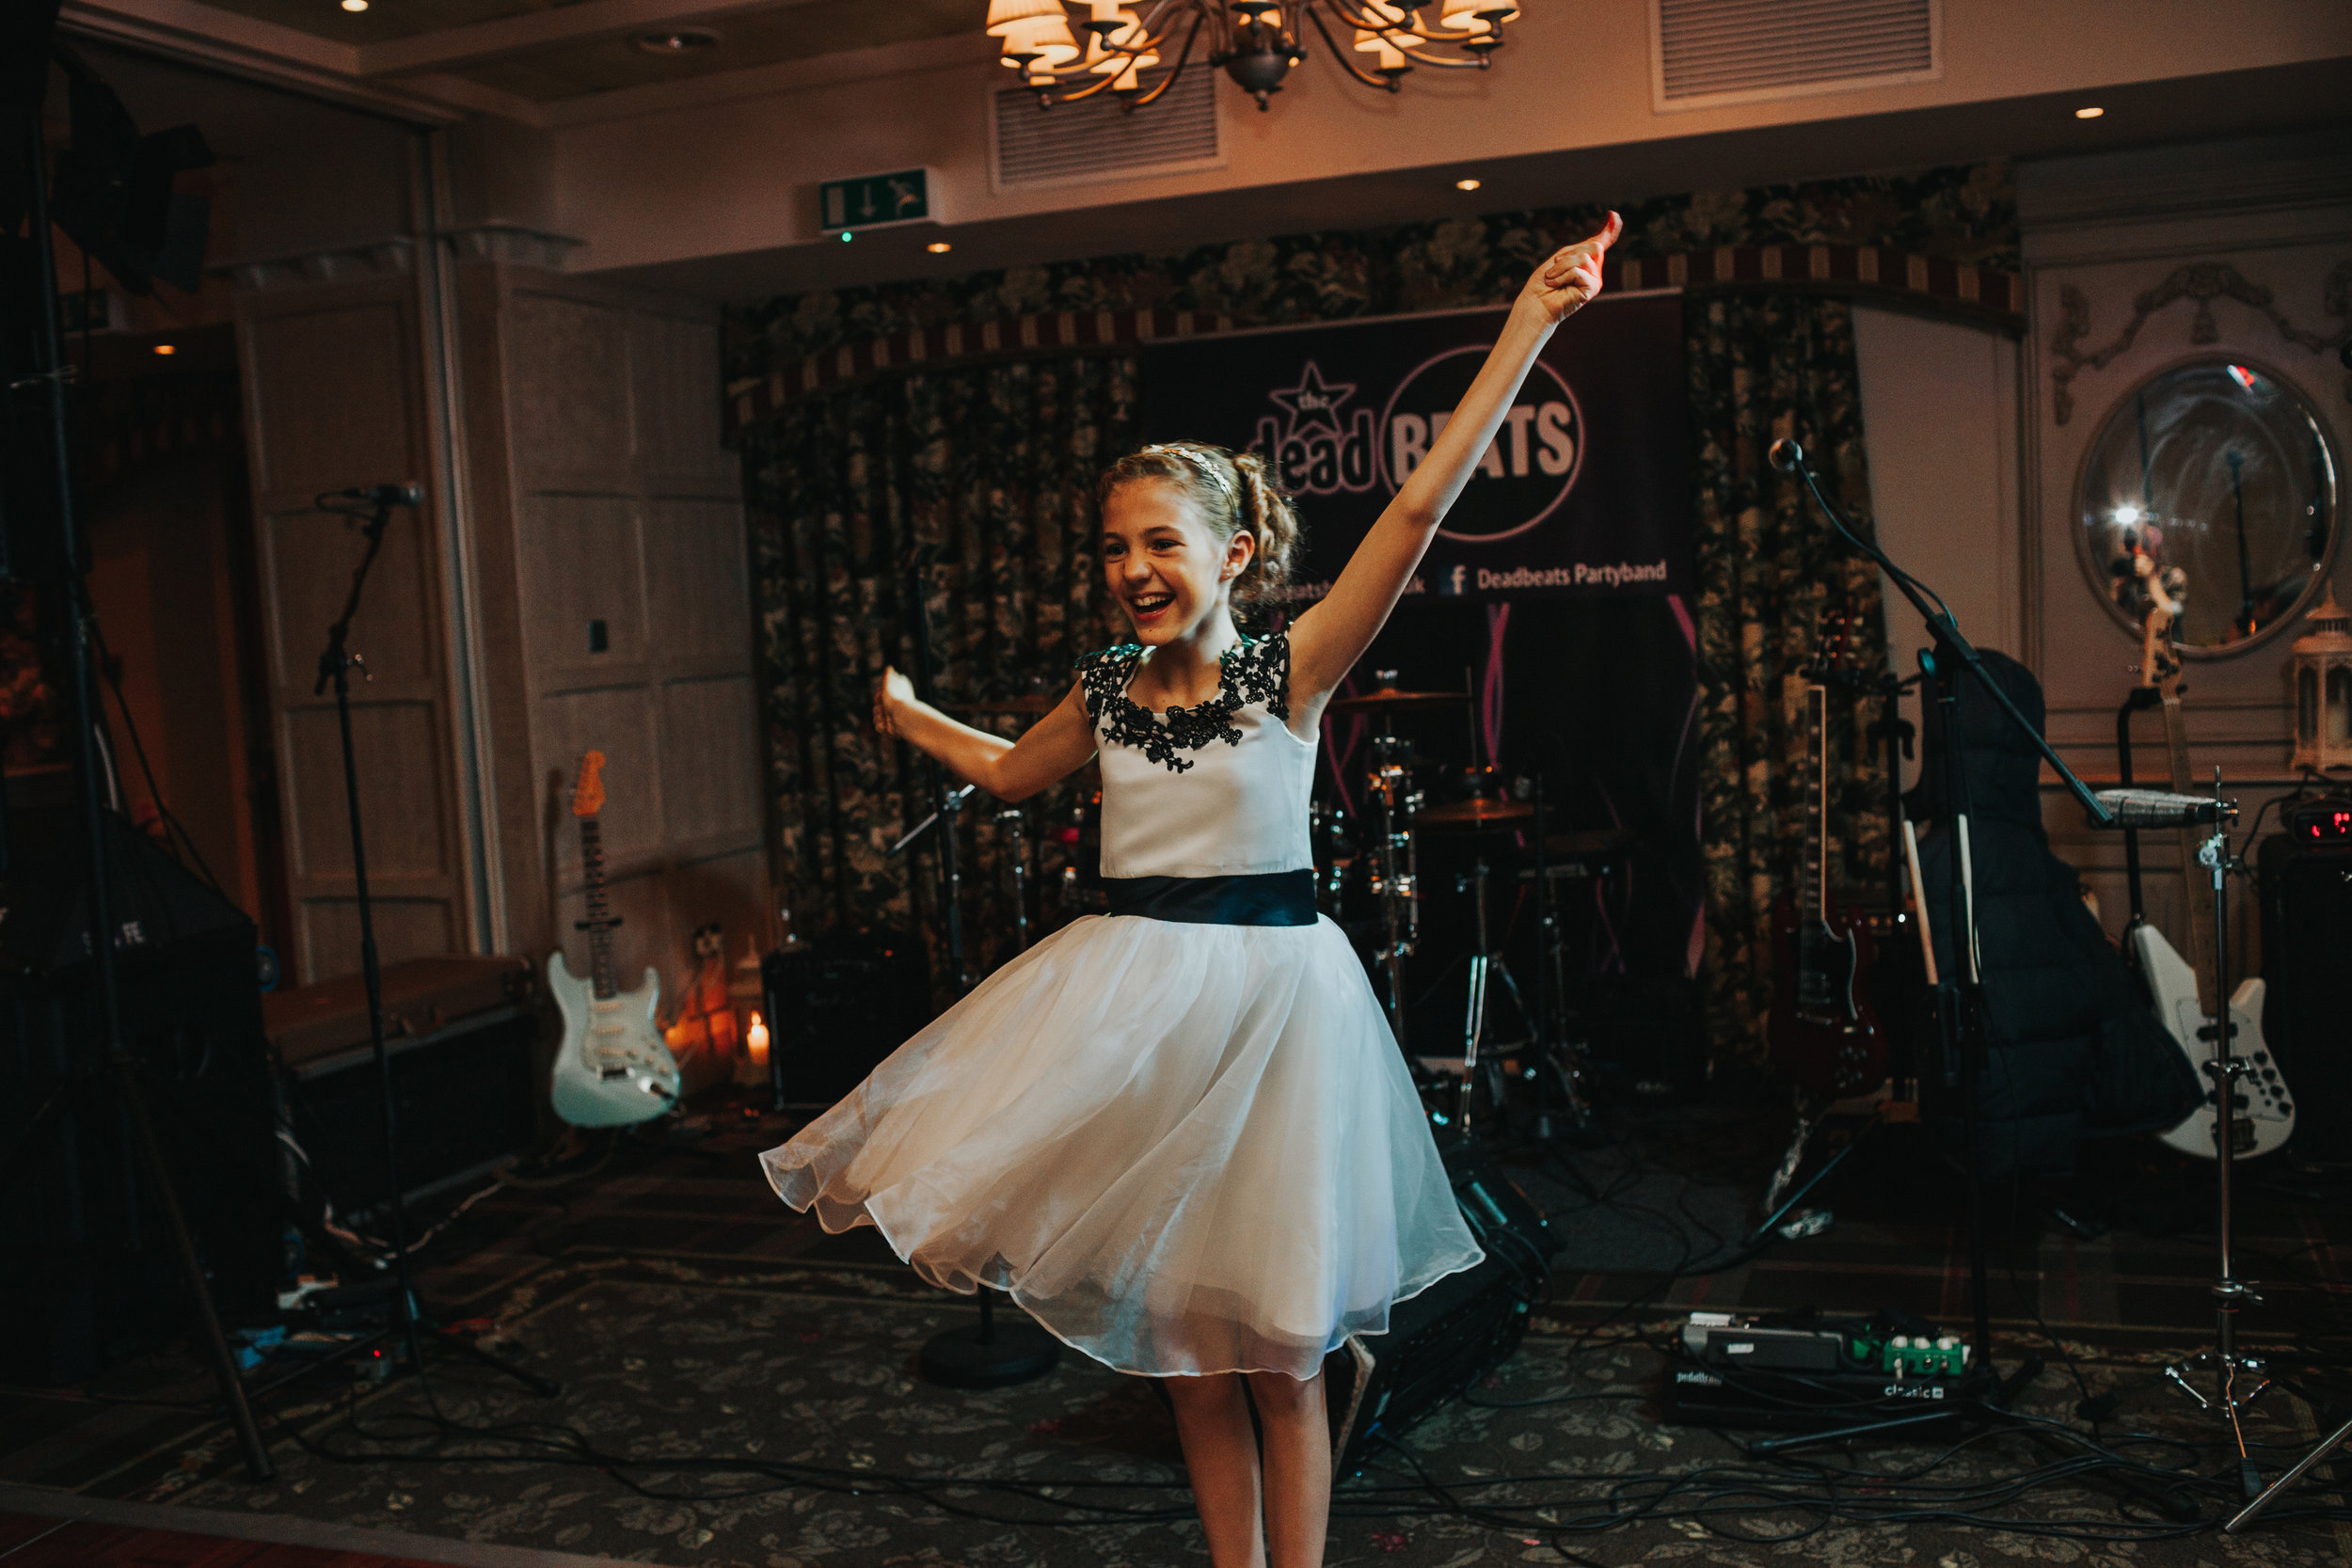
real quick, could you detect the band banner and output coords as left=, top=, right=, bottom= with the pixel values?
left=1139, top=293, right=1691, bottom=603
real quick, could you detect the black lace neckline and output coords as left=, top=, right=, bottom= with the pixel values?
left=1080, top=631, right=1291, bottom=774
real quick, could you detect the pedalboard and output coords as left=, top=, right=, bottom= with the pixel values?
left=1663, top=1310, right=1984, bottom=1432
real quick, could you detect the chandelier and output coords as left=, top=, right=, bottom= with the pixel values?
left=984, top=1, right=1523, bottom=111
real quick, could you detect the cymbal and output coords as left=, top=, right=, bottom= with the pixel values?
left=1415, top=798, right=1534, bottom=829
left=1326, top=687, right=1467, bottom=716
left=943, top=694, right=1060, bottom=716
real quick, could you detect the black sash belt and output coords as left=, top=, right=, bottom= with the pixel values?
left=1103, top=870, right=1317, bottom=927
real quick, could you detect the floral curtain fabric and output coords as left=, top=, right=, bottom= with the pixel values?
left=737, top=163, right=2014, bottom=1049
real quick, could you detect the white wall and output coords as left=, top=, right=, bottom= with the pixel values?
left=1853, top=305, right=2023, bottom=792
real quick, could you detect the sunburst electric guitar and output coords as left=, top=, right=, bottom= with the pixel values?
left=2122, top=576, right=2295, bottom=1160
left=548, top=752, right=681, bottom=1128
left=1767, top=610, right=1888, bottom=1099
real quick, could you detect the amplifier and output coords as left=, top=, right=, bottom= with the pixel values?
left=268, top=957, right=544, bottom=1224
left=2258, top=811, right=2352, bottom=1164
left=761, top=931, right=932, bottom=1111
left=1323, top=1141, right=1557, bottom=1475
left=0, top=809, right=279, bottom=1386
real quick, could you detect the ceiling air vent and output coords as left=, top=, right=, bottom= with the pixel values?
left=1652, top=0, right=1939, bottom=112
left=992, top=69, right=1221, bottom=192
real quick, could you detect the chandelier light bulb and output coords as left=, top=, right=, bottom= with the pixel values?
left=998, top=0, right=1515, bottom=110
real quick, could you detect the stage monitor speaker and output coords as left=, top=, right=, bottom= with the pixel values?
left=2259, top=820, right=2352, bottom=1164
left=0, top=807, right=280, bottom=1386
left=761, top=930, right=931, bottom=1111
left=1323, top=1141, right=1558, bottom=1476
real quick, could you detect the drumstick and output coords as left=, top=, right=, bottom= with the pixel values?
left=1901, top=817, right=1938, bottom=986
left=1957, top=816, right=1982, bottom=979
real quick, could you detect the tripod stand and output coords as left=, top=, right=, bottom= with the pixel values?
left=302, top=490, right=558, bottom=1403
left=8, top=102, right=272, bottom=1480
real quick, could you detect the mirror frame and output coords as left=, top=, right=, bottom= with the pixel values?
left=2069, top=353, right=2344, bottom=661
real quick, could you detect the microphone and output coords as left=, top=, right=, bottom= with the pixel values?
left=2093, top=788, right=2224, bottom=829
left=326, top=482, right=424, bottom=507
left=1768, top=438, right=1804, bottom=474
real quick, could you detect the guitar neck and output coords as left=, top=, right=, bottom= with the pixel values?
left=1802, top=685, right=1827, bottom=923
left=2159, top=689, right=2219, bottom=1016
left=580, top=815, right=617, bottom=1000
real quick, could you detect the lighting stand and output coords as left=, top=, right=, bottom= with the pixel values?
left=11, top=103, right=272, bottom=1481
left=303, top=492, right=560, bottom=1404
left=890, top=548, right=1057, bottom=1389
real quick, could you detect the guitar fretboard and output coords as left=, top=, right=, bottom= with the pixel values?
left=1801, top=686, right=1827, bottom=925
left=580, top=815, right=617, bottom=1001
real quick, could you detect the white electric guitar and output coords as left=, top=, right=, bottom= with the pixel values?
left=547, top=751, right=681, bottom=1127
left=2126, top=571, right=2295, bottom=1160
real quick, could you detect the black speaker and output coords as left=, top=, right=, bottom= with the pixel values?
left=761, top=930, right=932, bottom=1111
left=0, top=808, right=280, bottom=1385
left=1323, top=1141, right=1558, bottom=1475
left=2260, top=815, right=2352, bottom=1164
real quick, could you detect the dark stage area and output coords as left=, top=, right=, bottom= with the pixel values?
left=6, top=1095, right=2348, bottom=1566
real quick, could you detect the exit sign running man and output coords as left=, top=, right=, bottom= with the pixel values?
left=819, top=169, right=934, bottom=234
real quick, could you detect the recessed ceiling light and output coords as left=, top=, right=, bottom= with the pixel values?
left=2075, top=105, right=2104, bottom=119
left=1454, top=178, right=1481, bottom=192
left=152, top=343, right=176, bottom=355
left=635, top=27, right=720, bottom=53
left=927, top=242, right=952, bottom=254
left=341, top=0, right=367, bottom=10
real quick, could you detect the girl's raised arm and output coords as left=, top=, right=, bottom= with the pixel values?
left=872, top=669, right=1098, bottom=803
left=1288, top=213, right=1621, bottom=705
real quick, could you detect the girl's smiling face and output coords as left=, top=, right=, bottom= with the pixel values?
left=1101, top=479, right=1253, bottom=647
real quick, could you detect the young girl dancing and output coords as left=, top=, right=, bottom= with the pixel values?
left=763, top=212, right=1621, bottom=1568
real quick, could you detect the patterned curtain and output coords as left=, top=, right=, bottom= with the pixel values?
left=745, top=356, right=1138, bottom=987
left=1688, top=294, right=1892, bottom=1061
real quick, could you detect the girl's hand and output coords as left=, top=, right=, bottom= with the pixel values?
left=1520, top=211, right=1622, bottom=326
left=873, top=666, right=916, bottom=738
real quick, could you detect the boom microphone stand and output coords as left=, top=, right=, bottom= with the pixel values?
left=10, top=102, right=274, bottom=1482
left=305, top=487, right=558, bottom=1402
left=887, top=546, right=1057, bottom=1388
left=1770, top=436, right=2122, bottom=1382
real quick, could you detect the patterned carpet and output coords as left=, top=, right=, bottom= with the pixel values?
left=5, top=1101, right=2349, bottom=1566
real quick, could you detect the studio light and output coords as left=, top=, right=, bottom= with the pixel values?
left=988, top=0, right=1525, bottom=113
left=2074, top=105, right=2104, bottom=119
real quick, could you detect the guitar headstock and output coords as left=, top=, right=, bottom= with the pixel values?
left=1806, top=605, right=1856, bottom=683
left=572, top=751, right=608, bottom=818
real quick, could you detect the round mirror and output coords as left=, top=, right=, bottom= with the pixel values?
left=2075, top=359, right=2340, bottom=655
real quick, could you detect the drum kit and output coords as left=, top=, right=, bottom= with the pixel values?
left=938, top=670, right=1637, bottom=1146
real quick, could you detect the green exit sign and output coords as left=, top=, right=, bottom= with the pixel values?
left=818, top=168, right=935, bottom=234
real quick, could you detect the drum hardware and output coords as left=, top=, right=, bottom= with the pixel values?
left=995, top=807, right=1032, bottom=953
left=1415, top=798, right=1535, bottom=829
left=1365, top=730, right=1422, bottom=1053
left=1445, top=849, right=1540, bottom=1139
left=1326, top=686, right=1470, bottom=717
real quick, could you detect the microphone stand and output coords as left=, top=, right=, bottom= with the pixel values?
left=1772, top=439, right=2115, bottom=1411
left=293, top=491, right=560, bottom=1404
left=888, top=547, right=1057, bottom=1389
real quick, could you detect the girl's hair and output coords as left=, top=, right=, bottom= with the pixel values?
left=1098, top=441, right=1303, bottom=607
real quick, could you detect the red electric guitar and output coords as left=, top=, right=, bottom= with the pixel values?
left=1766, top=610, right=1888, bottom=1098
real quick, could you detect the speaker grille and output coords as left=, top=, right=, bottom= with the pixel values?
left=993, top=68, right=1221, bottom=191
left=1654, top=0, right=1938, bottom=109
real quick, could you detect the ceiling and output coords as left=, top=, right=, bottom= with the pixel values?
left=101, top=0, right=981, bottom=112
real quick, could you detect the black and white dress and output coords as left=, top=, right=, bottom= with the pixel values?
left=760, top=631, right=1482, bottom=1378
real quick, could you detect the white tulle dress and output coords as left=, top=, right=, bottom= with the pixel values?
left=759, top=630, right=1483, bottom=1379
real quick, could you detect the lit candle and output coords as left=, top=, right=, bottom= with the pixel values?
left=746, top=1013, right=769, bottom=1070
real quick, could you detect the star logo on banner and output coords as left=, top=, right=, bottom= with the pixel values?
left=1266, top=361, right=1357, bottom=439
